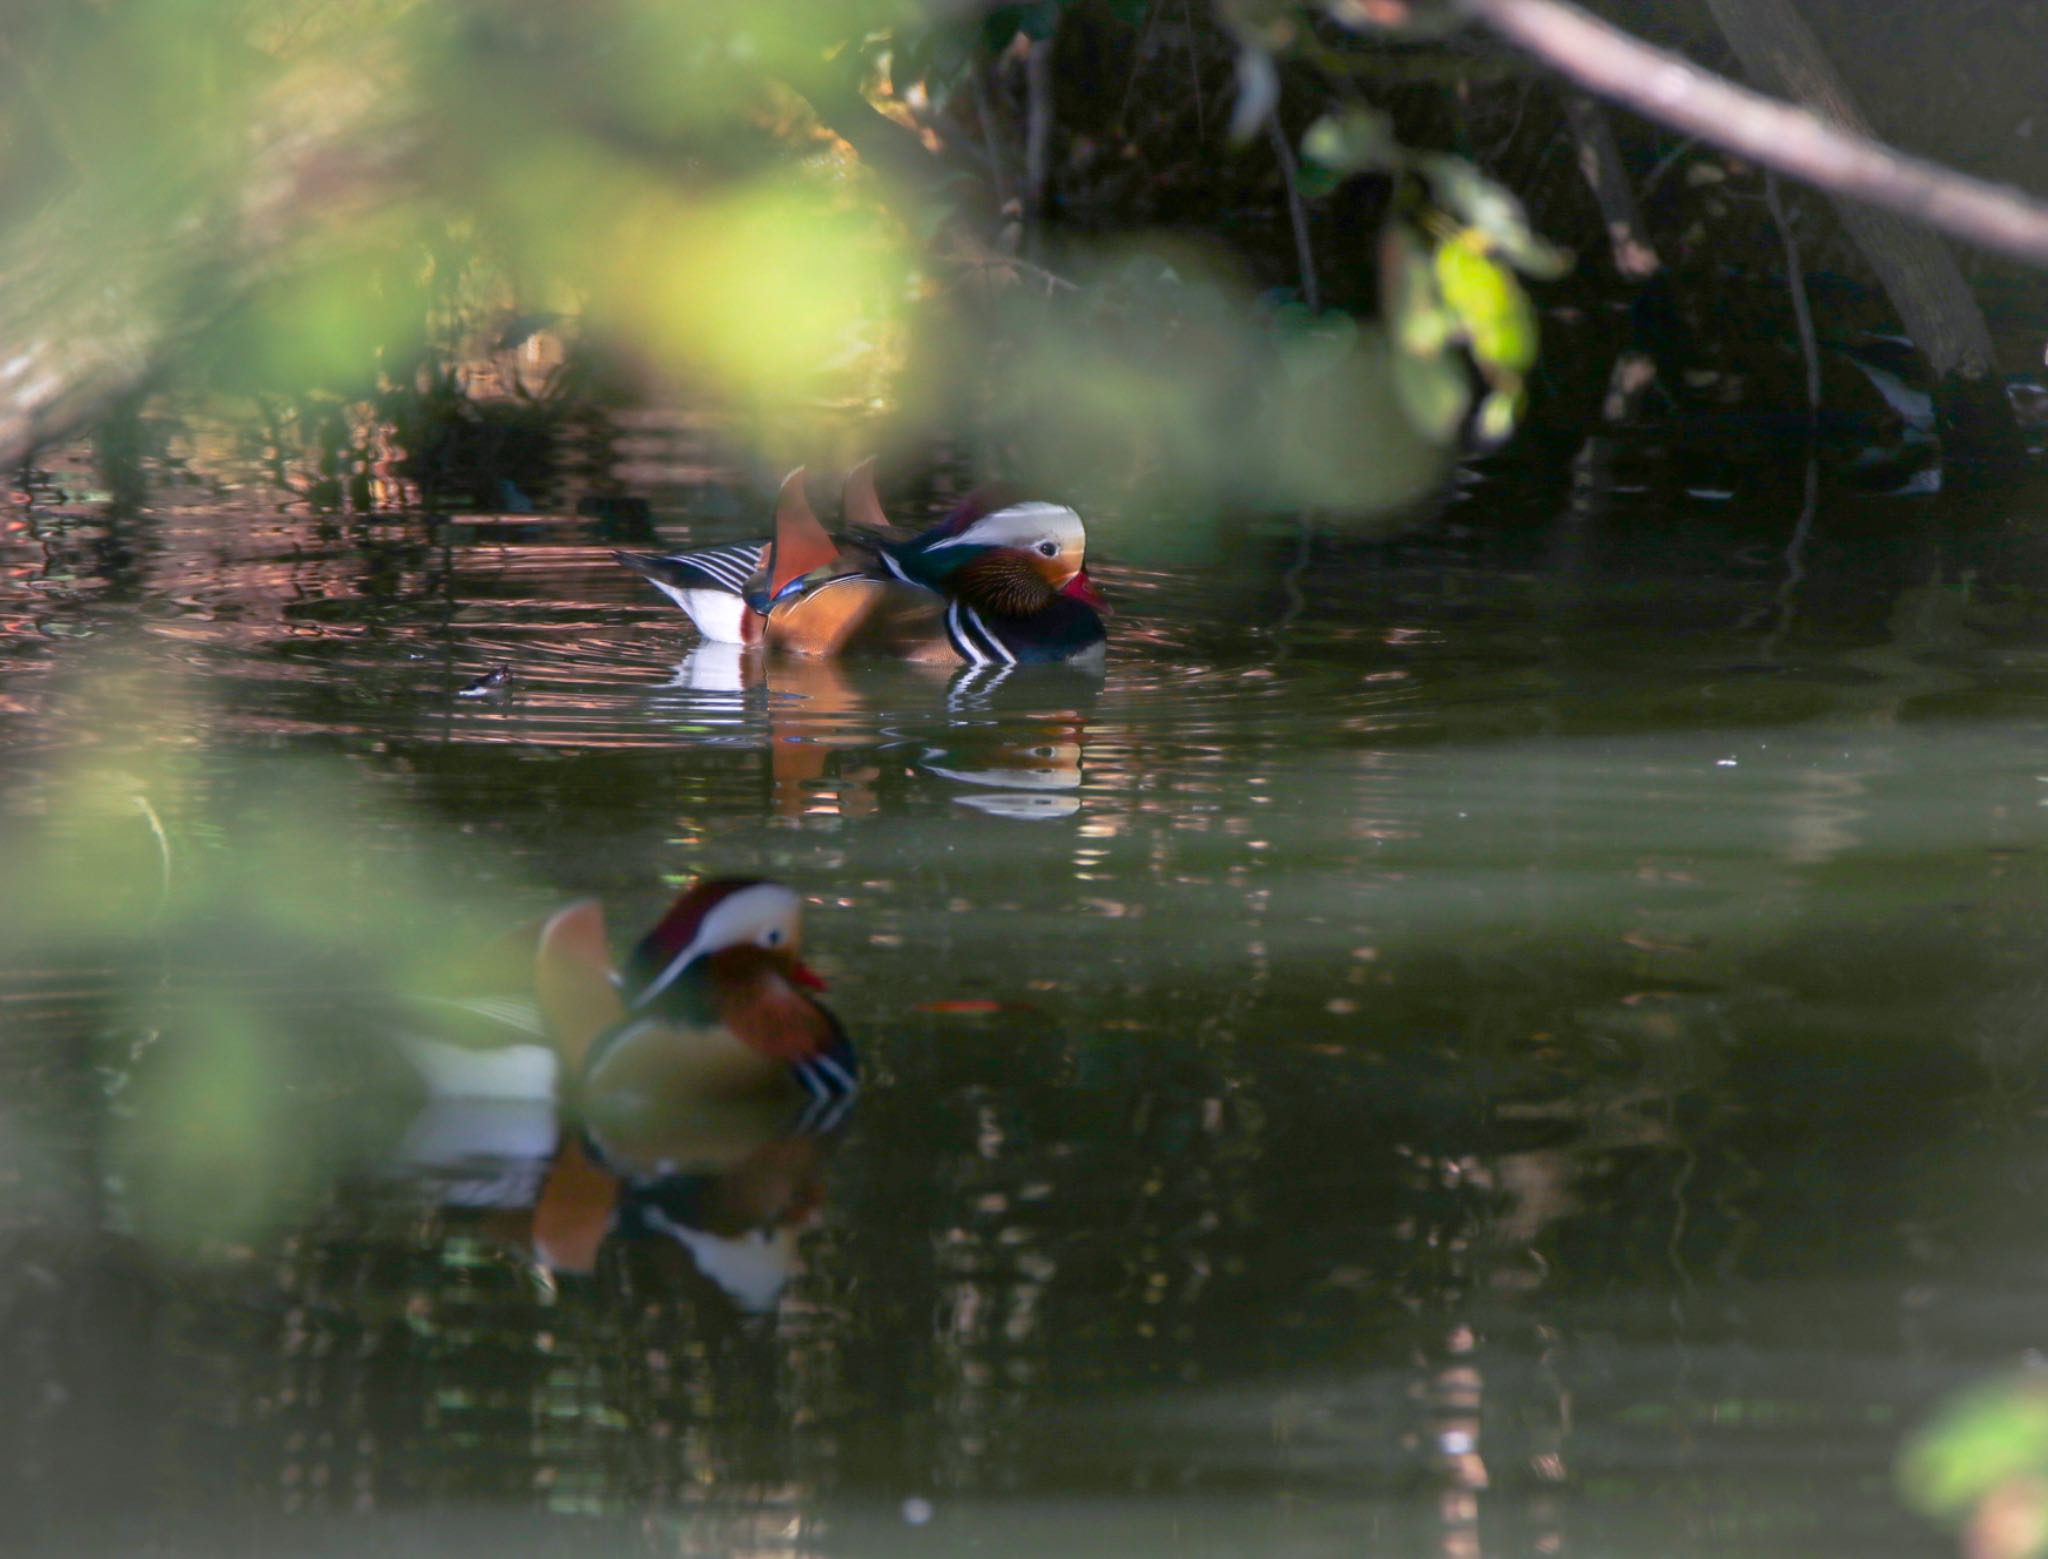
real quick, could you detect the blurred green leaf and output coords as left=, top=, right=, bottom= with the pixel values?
left=214, top=237, right=432, bottom=394
left=1416, top=154, right=1522, bottom=245
left=620, top=175, right=903, bottom=399
left=1381, top=224, right=1451, bottom=357
left=1903, top=1377, right=2048, bottom=1518
left=1267, top=303, right=1361, bottom=381
left=1434, top=239, right=1538, bottom=374
left=984, top=242, right=1440, bottom=528
left=1491, top=225, right=1574, bottom=281
left=1303, top=107, right=1397, bottom=175
left=1416, top=153, right=1572, bottom=279
left=1390, top=344, right=1469, bottom=443
left=114, top=991, right=316, bottom=1250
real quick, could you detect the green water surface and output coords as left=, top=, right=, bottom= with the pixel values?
left=6, top=434, right=2048, bottom=1557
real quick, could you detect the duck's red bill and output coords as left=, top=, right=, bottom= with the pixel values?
left=1062, top=569, right=1107, bottom=610
left=791, top=960, right=829, bottom=990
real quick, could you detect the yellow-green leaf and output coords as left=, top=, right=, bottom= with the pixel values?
left=1434, top=240, right=1538, bottom=373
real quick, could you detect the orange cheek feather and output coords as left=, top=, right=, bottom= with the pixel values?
left=709, top=949, right=837, bottom=1061
left=727, top=988, right=836, bottom=1061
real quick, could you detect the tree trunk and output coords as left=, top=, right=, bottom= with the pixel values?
left=1563, top=93, right=1659, bottom=282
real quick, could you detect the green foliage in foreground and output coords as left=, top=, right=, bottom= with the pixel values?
left=1903, top=1375, right=2048, bottom=1559
left=1, top=0, right=1573, bottom=519
left=0, top=653, right=501, bottom=1252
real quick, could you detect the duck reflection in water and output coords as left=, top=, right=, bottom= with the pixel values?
left=921, top=701, right=1086, bottom=820
left=664, top=645, right=1092, bottom=821
left=388, top=878, right=854, bottom=1313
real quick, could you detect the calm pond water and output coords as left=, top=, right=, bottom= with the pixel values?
left=8, top=418, right=2048, bottom=1558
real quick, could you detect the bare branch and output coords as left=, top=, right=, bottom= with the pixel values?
left=1437, top=0, right=2048, bottom=267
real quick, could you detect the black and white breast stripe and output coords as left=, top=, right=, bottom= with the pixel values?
left=668, top=542, right=763, bottom=594
left=793, top=1048, right=859, bottom=1103
left=944, top=600, right=1016, bottom=667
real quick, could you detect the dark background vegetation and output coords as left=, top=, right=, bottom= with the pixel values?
left=13, top=0, right=2048, bottom=529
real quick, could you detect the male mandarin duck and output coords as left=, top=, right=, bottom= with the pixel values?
left=540, top=877, right=858, bottom=1121
left=613, top=460, right=1107, bottom=667
left=392, top=876, right=855, bottom=1274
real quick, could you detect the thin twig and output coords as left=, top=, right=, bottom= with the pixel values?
left=1024, top=37, right=1055, bottom=236
left=1268, top=512, right=1316, bottom=664
left=1118, top=0, right=1163, bottom=127
left=1181, top=0, right=1207, bottom=139
left=1640, top=134, right=1702, bottom=201
left=1266, top=112, right=1322, bottom=312
left=968, top=62, right=1014, bottom=211
left=1763, top=170, right=1821, bottom=417
left=939, top=239, right=1082, bottom=296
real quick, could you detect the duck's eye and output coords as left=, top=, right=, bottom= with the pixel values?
left=761, top=926, right=785, bottom=948
left=1036, top=540, right=1059, bottom=557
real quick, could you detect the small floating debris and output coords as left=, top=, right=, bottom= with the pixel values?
left=457, top=665, right=514, bottom=699
left=912, top=999, right=1043, bottom=1018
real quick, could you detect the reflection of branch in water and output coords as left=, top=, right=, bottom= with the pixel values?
left=133, top=791, right=172, bottom=919
left=1757, top=452, right=1818, bottom=660
left=1267, top=512, right=1315, bottom=666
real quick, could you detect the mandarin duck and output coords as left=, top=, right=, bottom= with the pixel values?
left=614, top=461, right=1107, bottom=667
left=538, top=878, right=855, bottom=1112
left=390, top=877, right=855, bottom=1275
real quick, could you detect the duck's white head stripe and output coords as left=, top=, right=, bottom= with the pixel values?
left=635, top=939, right=702, bottom=1007
left=633, top=882, right=804, bottom=1008
left=925, top=502, right=1083, bottom=553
